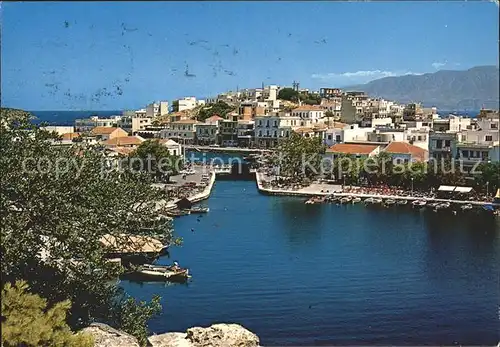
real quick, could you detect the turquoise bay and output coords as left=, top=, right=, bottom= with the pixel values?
left=122, top=179, right=499, bottom=345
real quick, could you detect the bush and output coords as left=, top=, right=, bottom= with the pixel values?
left=1, top=280, right=93, bottom=347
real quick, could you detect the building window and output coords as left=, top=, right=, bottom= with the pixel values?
left=444, top=140, right=451, bottom=147
left=485, top=135, right=493, bottom=141
left=336, top=135, right=341, bottom=142
left=462, top=150, right=469, bottom=157
left=491, top=123, right=498, bottom=129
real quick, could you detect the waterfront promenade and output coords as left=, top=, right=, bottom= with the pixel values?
left=183, top=145, right=270, bottom=154
left=254, top=172, right=500, bottom=207
left=157, top=167, right=499, bottom=211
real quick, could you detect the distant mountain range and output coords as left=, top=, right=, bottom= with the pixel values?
left=346, top=66, right=499, bottom=111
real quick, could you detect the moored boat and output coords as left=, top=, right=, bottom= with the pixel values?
left=122, top=263, right=190, bottom=283
left=434, top=202, right=450, bottom=211
left=412, top=200, right=427, bottom=208
left=190, top=206, right=210, bottom=213
left=166, top=209, right=191, bottom=217
left=340, top=196, right=352, bottom=204
left=384, top=198, right=396, bottom=206
left=365, top=197, right=382, bottom=205
left=461, top=203, right=473, bottom=211
left=396, top=199, right=408, bottom=206
left=351, top=197, right=362, bottom=204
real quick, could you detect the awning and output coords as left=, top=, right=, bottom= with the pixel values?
left=495, top=189, right=500, bottom=199
left=438, top=185, right=455, bottom=192
left=454, top=186, right=473, bottom=193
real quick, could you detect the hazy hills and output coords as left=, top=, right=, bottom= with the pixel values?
left=346, top=66, right=499, bottom=110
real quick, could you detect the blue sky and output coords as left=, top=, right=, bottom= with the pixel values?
left=2, top=1, right=498, bottom=111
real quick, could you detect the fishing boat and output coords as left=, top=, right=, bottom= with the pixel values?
left=384, top=198, right=396, bottom=207
left=166, top=209, right=191, bottom=217
left=434, top=202, right=450, bottom=211
left=365, top=197, right=382, bottom=205
left=412, top=200, right=427, bottom=208
left=351, top=197, right=362, bottom=204
left=190, top=206, right=209, bottom=213
left=340, top=196, right=352, bottom=204
left=305, top=196, right=326, bottom=204
left=461, top=203, right=473, bottom=211
left=396, top=199, right=408, bottom=206
left=121, top=264, right=190, bottom=283
left=427, top=202, right=439, bottom=209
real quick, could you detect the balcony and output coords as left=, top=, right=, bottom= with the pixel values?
left=431, top=146, right=452, bottom=152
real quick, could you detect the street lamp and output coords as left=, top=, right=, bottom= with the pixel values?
left=411, top=177, right=414, bottom=195
left=486, top=181, right=489, bottom=196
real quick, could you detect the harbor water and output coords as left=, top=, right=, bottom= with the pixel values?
left=122, top=180, right=500, bottom=346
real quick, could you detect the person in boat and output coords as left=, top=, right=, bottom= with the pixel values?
left=172, top=261, right=180, bottom=270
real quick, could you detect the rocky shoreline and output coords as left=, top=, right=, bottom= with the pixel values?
left=82, top=322, right=260, bottom=347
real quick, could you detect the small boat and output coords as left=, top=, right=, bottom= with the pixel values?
left=412, top=200, right=427, bottom=208
left=396, top=199, right=408, bottom=206
left=352, top=197, right=362, bottom=204
left=427, top=202, right=439, bottom=209
left=190, top=206, right=209, bottom=213
left=340, top=196, right=352, bottom=204
left=461, top=203, right=473, bottom=211
left=166, top=209, right=191, bottom=217
left=384, top=198, right=396, bottom=206
left=435, top=202, right=450, bottom=211
left=122, top=264, right=190, bottom=283
left=365, top=197, right=382, bottom=205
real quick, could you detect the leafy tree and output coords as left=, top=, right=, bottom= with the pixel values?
left=277, top=88, right=299, bottom=102
left=0, top=108, right=174, bottom=342
left=475, top=162, right=500, bottom=195
left=302, top=93, right=321, bottom=105
left=275, top=133, right=326, bottom=179
left=324, top=110, right=334, bottom=126
left=2, top=280, right=93, bottom=347
left=130, top=139, right=182, bottom=182
left=109, top=295, right=162, bottom=346
left=197, top=101, right=235, bottom=122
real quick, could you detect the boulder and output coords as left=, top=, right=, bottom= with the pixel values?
left=149, top=323, right=259, bottom=347
left=84, top=322, right=259, bottom=347
left=82, top=323, right=140, bottom=347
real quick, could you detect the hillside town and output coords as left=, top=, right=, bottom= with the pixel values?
left=43, top=84, right=499, bottom=171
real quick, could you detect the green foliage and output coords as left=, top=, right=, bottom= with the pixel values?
left=130, top=139, right=182, bottom=181
left=475, top=162, right=500, bottom=194
left=301, top=93, right=321, bottom=105
left=275, top=133, right=326, bottom=179
left=2, top=280, right=93, bottom=347
left=0, top=108, right=173, bottom=339
left=197, top=101, right=235, bottom=122
left=110, top=295, right=162, bottom=347
left=278, top=88, right=299, bottom=102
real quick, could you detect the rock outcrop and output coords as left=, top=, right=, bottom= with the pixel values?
left=84, top=322, right=260, bottom=347
left=81, top=323, right=140, bottom=347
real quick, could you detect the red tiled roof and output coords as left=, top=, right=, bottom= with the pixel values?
left=206, top=115, right=224, bottom=122
left=327, top=143, right=379, bottom=155
left=294, top=127, right=314, bottom=134
left=293, top=105, right=324, bottom=111
left=384, top=142, right=428, bottom=162
left=91, top=126, right=122, bottom=135
left=103, top=136, right=144, bottom=146
left=61, top=132, right=80, bottom=140
left=109, top=147, right=135, bottom=156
